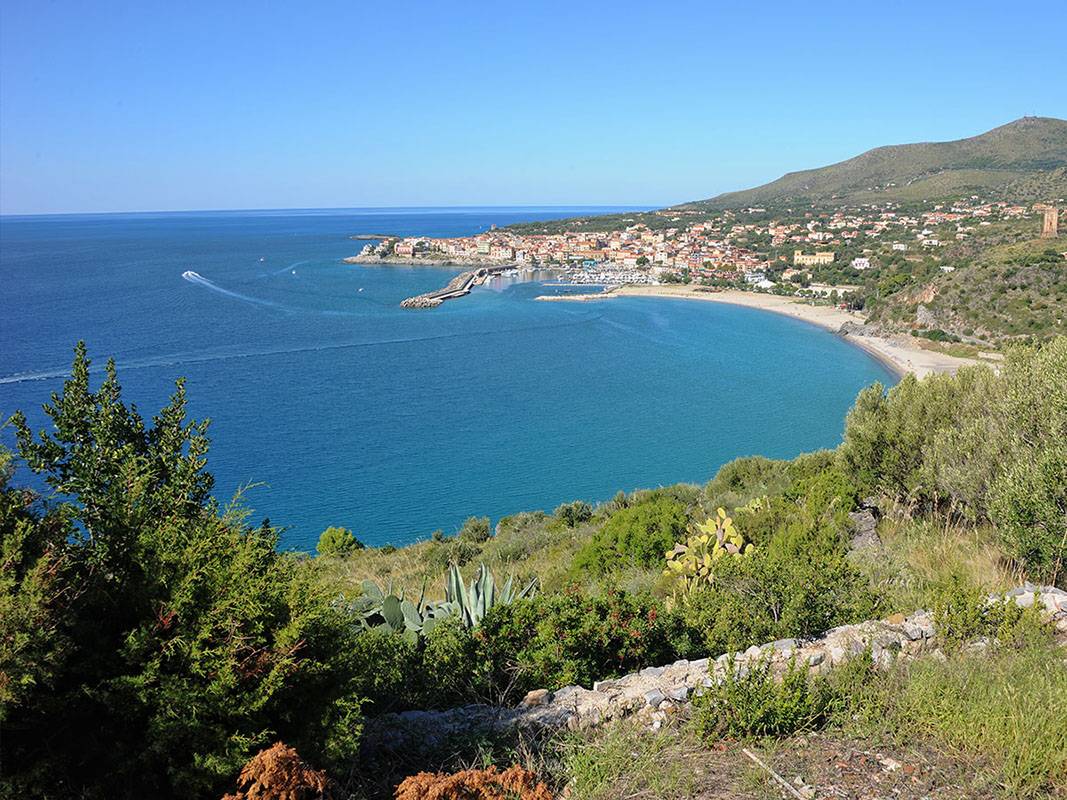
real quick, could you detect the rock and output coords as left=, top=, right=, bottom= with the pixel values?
left=521, top=689, right=554, bottom=708
left=592, top=679, right=615, bottom=693
left=848, top=508, right=880, bottom=551
left=667, top=687, right=689, bottom=702
left=1016, top=593, right=1036, bottom=608
left=689, top=658, right=710, bottom=671
left=916, top=304, right=938, bottom=328
left=640, top=666, right=664, bottom=679
left=772, top=638, right=799, bottom=651
left=643, top=690, right=665, bottom=709
left=807, top=652, right=825, bottom=666
left=671, top=659, right=690, bottom=670
left=744, top=645, right=763, bottom=660
left=887, top=613, right=906, bottom=625
left=828, top=645, right=847, bottom=665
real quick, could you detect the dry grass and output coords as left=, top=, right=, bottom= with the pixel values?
left=861, top=505, right=1025, bottom=613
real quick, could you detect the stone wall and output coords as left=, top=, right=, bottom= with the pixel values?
left=362, top=585, right=1067, bottom=756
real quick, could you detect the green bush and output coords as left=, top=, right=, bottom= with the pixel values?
left=682, top=463, right=877, bottom=655
left=991, top=447, right=1067, bottom=582
left=840, top=373, right=964, bottom=500
left=839, top=340, right=1067, bottom=586
left=316, top=525, right=365, bottom=556
left=932, top=574, right=1049, bottom=650
left=694, top=657, right=833, bottom=740
left=554, top=500, right=593, bottom=528
left=682, top=525, right=878, bottom=656
left=458, top=515, right=492, bottom=543
left=476, top=590, right=693, bottom=700
left=701, top=456, right=791, bottom=513
left=572, top=496, right=689, bottom=575
left=3, top=345, right=364, bottom=799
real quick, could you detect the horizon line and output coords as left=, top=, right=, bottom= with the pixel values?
left=0, top=203, right=665, bottom=220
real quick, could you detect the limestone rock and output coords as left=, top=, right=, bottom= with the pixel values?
left=521, top=689, right=554, bottom=708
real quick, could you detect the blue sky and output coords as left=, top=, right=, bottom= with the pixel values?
left=1, top=0, right=1064, bottom=214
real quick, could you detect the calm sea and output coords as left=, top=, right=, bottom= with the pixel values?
left=0, top=207, right=896, bottom=550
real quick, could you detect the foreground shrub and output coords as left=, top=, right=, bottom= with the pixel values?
left=839, top=338, right=1067, bottom=585
left=554, top=500, right=593, bottom=528
left=695, top=658, right=833, bottom=740
left=573, top=495, right=689, bottom=575
left=221, top=742, right=332, bottom=800
left=477, top=590, right=692, bottom=700
left=682, top=506, right=878, bottom=655
left=931, top=573, right=1049, bottom=650
left=3, top=345, right=363, bottom=799
left=395, top=765, right=552, bottom=800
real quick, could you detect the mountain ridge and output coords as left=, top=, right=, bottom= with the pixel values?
left=677, top=116, right=1067, bottom=210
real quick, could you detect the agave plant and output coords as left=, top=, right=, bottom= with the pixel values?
left=663, top=507, right=753, bottom=593
left=438, top=563, right=538, bottom=628
left=342, top=563, right=537, bottom=642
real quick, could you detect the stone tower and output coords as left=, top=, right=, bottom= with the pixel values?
left=1035, top=203, right=1060, bottom=238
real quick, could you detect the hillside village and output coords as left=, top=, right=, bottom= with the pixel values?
left=360, top=199, right=1058, bottom=293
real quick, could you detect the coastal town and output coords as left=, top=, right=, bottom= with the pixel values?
left=353, top=199, right=1054, bottom=292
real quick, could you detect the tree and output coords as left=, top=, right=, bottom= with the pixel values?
left=458, top=515, right=492, bottom=543
left=3, top=344, right=363, bottom=799
left=316, top=525, right=365, bottom=556
left=554, top=500, right=593, bottom=528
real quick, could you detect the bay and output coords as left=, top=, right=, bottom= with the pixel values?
left=0, top=207, right=896, bottom=550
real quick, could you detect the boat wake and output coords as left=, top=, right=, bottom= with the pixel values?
left=182, top=270, right=287, bottom=310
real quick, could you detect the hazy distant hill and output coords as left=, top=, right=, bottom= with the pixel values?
left=678, top=117, right=1067, bottom=210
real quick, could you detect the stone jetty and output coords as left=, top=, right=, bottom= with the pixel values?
left=399, top=266, right=511, bottom=309
left=400, top=271, right=477, bottom=308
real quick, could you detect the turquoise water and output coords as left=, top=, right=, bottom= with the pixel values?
left=0, top=208, right=896, bottom=550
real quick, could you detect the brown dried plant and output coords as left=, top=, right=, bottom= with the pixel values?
left=394, top=764, right=553, bottom=800
left=221, top=742, right=332, bottom=800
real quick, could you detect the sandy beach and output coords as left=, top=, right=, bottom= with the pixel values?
left=536, top=285, right=980, bottom=379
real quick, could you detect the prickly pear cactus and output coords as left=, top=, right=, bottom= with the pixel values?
left=663, top=507, right=753, bottom=593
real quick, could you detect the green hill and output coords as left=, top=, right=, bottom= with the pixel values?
left=678, top=116, right=1067, bottom=210
left=870, top=237, right=1067, bottom=342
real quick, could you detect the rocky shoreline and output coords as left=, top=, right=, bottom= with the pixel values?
left=343, top=254, right=515, bottom=268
